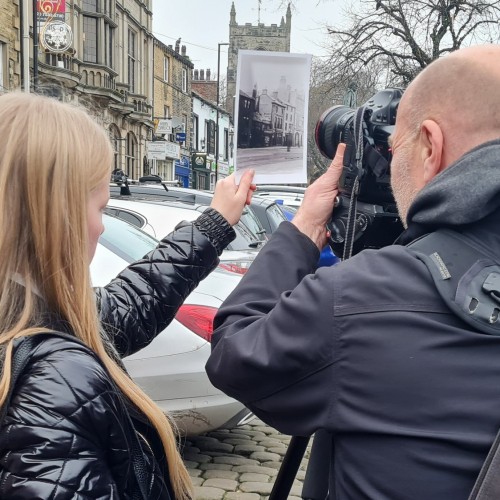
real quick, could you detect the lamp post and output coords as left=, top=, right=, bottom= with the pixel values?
left=216, top=42, right=229, bottom=183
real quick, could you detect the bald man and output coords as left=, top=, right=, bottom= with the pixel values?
left=207, top=44, right=500, bottom=499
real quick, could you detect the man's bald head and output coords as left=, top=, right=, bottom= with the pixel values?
left=404, top=44, right=500, bottom=162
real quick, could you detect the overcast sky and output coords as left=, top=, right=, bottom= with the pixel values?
left=152, top=0, right=349, bottom=75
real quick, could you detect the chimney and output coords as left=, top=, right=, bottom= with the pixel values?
left=175, top=38, right=181, bottom=52
left=206, top=69, right=211, bottom=80
left=181, top=45, right=186, bottom=56
left=194, top=69, right=199, bottom=80
left=200, top=69, right=205, bottom=81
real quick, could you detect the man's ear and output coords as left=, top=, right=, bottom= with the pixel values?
left=419, top=119, right=444, bottom=185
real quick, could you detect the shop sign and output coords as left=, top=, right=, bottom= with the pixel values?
left=146, top=141, right=180, bottom=160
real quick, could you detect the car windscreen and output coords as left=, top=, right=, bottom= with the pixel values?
left=227, top=221, right=263, bottom=250
left=267, top=203, right=288, bottom=232
left=99, top=213, right=158, bottom=263
left=240, top=209, right=267, bottom=241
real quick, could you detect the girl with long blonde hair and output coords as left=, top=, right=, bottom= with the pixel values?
left=0, top=92, right=255, bottom=499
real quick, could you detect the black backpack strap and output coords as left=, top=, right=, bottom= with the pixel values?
left=408, top=229, right=500, bottom=335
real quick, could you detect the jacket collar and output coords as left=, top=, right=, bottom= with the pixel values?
left=396, top=139, right=500, bottom=245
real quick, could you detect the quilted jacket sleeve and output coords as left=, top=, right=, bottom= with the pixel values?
left=0, top=340, right=130, bottom=499
left=96, top=208, right=235, bottom=358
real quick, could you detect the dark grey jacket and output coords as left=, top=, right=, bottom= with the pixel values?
left=207, top=141, right=500, bottom=499
left=0, top=209, right=235, bottom=499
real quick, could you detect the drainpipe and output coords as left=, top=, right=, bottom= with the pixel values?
left=20, top=0, right=30, bottom=92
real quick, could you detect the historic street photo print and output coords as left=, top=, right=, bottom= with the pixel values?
left=234, top=50, right=312, bottom=184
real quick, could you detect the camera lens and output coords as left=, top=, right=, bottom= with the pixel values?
left=315, top=106, right=354, bottom=159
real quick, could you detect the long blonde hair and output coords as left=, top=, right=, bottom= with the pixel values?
left=0, top=92, right=191, bottom=499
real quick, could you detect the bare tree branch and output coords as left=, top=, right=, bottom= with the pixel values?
left=322, top=0, right=500, bottom=86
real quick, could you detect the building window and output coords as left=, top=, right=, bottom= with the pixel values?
left=224, top=128, right=229, bottom=160
left=104, top=23, right=113, bottom=67
left=125, top=132, right=137, bottom=178
left=128, top=29, right=136, bottom=93
left=83, top=16, right=98, bottom=63
left=192, top=114, right=199, bottom=150
left=164, top=105, right=170, bottom=119
left=82, top=0, right=97, bottom=12
left=109, top=125, right=121, bottom=170
left=163, top=56, right=169, bottom=82
left=182, top=68, right=187, bottom=93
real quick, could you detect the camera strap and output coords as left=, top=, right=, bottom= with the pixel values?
left=343, top=106, right=366, bottom=260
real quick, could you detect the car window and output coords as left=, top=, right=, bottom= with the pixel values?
left=100, top=213, right=158, bottom=263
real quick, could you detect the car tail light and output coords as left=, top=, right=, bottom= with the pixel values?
left=175, top=304, right=217, bottom=342
left=218, top=261, right=252, bottom=275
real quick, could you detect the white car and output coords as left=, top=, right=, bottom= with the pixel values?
left=105, top=198, right=263, bottom=273
left=92, top=213, right=254, bottom=435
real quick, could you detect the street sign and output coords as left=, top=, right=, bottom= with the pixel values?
left=154, top=119, right=172, bottom=135
left=175, top=132, right=186, bottom=143
left=146, top=141, right=180, bottom=160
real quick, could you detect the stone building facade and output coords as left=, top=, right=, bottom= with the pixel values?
left=226, top=1, right=291, bottom=117
left=3, top=0, right=154, bottom=180
left=0, top=0, right=21, bottom=91
left=152, top=37, right=193, bottom=187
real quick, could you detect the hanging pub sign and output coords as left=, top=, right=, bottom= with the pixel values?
left=38, top=0, right=66, bottom=22
left=40, top=21, right=73, bottom=53
left=38, top=1, right=71, bottom=53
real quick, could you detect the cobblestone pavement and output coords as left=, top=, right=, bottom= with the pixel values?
left=180, top=417, right=312, bottom=500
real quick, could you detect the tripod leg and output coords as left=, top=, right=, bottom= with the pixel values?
left=301, top=430, right=333, bottom=500
left=269, top=436, right=310, bottom=500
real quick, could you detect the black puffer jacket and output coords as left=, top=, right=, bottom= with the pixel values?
left=0, top=209, right=235, bottom=499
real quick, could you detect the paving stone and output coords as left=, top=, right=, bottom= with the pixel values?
left=253, top=426, right=279, bottom=435
left=214, top=456, right=259, bottom=466
left=295, top=469, right=306, bottom=480
left=261, top=461, right=283, bottom=470
left=182, top=452, right=212, bottom=464
left=250, top=451, right=281, bottom=462
left=239, top=472, right=272, bottom=483
left=240, top=481, right=274, bottom=494
left=202, top=469, right=239, bottom=481
left=223, top=438, right=254, bottom=446
left=203, top=478, right=238, bottom=491
left=202, top=450, right=236, bottom=458
left=234, top=444, right=266, bottom=456
left=290, top=484, right=303, bottom=496
left=230, top=429, right=267, bottom=439
left=224, top=493, right=261, bottom=500
left=190, top=439, right=234, bottom=453
left=183, top=460, right=201, bottom=469
left=254, top=438, right=286, bottom=448
left=183, top=445, right=200, bottom=454
left=193, top=486, right=226, bottom=500
left=232, top=465, right=278, bottom=476
left=188, top=468, right=203, bottom=478
left=191, top=476, right=205, bottom=487
left=199, top=463, right=234, bottom=471
left=267, top=447, right=286, bottom=456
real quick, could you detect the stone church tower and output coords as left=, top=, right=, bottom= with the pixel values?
left=226, top=2, right=292, bottom=117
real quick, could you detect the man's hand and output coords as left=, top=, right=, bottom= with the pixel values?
left=210, top=170, right=256, bottom=226
left=292, top=143, right=346, bottom=249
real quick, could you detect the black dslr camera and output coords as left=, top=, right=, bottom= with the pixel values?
left=315, top=88, right=405, bottom=256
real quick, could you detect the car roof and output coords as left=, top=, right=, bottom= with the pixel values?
left=106, top=197, right=265, bottom=251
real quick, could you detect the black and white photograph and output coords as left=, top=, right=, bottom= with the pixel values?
left=234, top=50, right=312, bottom=184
